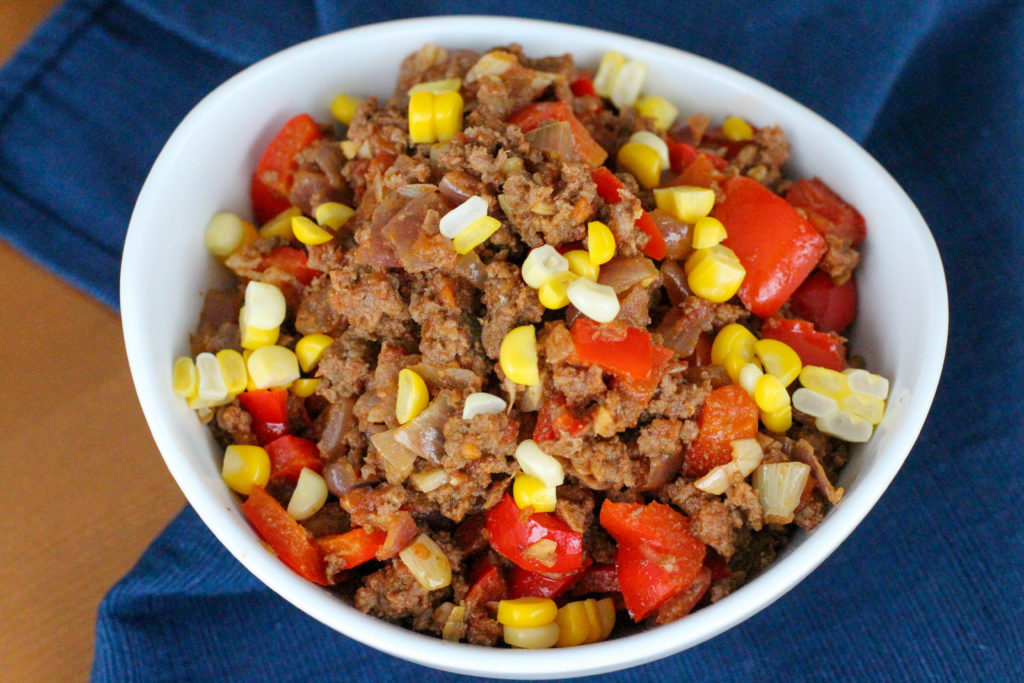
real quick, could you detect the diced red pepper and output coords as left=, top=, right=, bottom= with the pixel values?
left=666, top=139, right=728, bottom=174
left=789, top=270, right=858, bottom=333
left=485, top=494, right=584, bottom=574
left=508, top=557, right=592, bottom=600
left=591, top=166, right=625, bottom=204
left=258, top=246, right=320, bottom=286
left=264, top=435, right=323, bottom=483
left=684, top=384, right=759, bottom=478
left=785, top=177, right=866, bottom=247
left=508, top=101, right=608, bottom=167
left=241, top=485, right=327, bottom=585
left=533, top=393, right=589, bottom=443
left=599, top=500, right=706, bottom=621
left=612, top=344, right=673, bottom=402
left=238, top=389, right=291, bottom=445
left=714, top=176, right=827, bottom=318
left=466, top=562, right=509, bottom=610
left=316, top=527, right=387, bottom=573
left=251, top=113, right=322, bottom=224
left=569, top=318, right=655, bottom=381
left=590, top=167, right=667, bottom=260
left=570, top=75, right=597, bottom=97
left=760, top=316, right=847, bottom=371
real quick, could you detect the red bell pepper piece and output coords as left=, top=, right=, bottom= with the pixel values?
left=570, top=318, right=655, bottom=381
left=264, top=435, right=323, bottom=483
left=316, top=527, right=387, bottom=572
left=785, top=177, right=866, bottom=247
left=507, top=101, right=608, bottom=167
left=241, top=485, right=327, bottom=585
left=508, top=557, right=592, bottom=599
left=251, top=113, right=322, bottom=223
left=570, top=75, right=598, bottom=97
left=485, top=494, right=584, bottom=574
left=533, top=392, right=589, bottom=443
left=258, top=246, right=320, bottom=286
left=591, top=166, right=625, bottom=204
left=714, top=176, right=827, bottom=318
left=666, top=139, right=728, bottom=174
left=599, top=500, right=706, bottom=621
left=613, top=344, right=673, bottom=406
left=466, top=562, right=509, bottom=610
left=789, top=270, right=858, bottom=333
left=590, top=167, right=667, bottom=260
left=760, top=316, right=847, bottom=371
left=237, top=389, right=291, bottom=445
left=684, top=384, right=759, bottom=478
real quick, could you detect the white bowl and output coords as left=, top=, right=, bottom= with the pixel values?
left=121, top=15, right=947, bottom=679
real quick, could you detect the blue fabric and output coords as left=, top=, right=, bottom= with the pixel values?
left=1, top=0, right=1020, bottom=680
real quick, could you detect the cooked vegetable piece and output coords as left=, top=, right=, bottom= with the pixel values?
left=251, top=114, right=322, bottom=223
left=486, top=494, right=584, bottom=574
left=241, top=485, right=327, bottom=585
left=684, top=385, right=759, bottom=478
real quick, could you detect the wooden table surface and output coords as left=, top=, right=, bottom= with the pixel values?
left=1, top=2, right=186, bottom=680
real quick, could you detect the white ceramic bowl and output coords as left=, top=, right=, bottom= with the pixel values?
left=121, top=15, right=947, bottom=679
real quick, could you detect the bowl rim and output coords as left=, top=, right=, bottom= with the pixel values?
left=121, top=14, right=948, bottom=679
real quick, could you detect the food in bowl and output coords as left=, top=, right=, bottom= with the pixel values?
left=171, top=42, right=891, bottom=648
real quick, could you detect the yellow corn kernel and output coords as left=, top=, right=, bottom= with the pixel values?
left=503, top=623, right=560, bottom=649
left=239, top=306, right=280, bottom=351
left=314, top=202, right=355, bottom=230
left=408, top=90, right=436, bottom=144
left=567, top=277, right=621, bottom=323
left=844, top=368, right=890, bottom=400
left=204, top=212, right=257, bottom=259
left=595, top=597, right=616, bottom=640
left=290, top=378, right=320, bottom=398
left=221, top=444, right=270, bottom=495
left=691, top=216, right=727, bottom=249
left=722, top=115, right=754, bottom=142
left=408, top=77, right=462, bottom=95
left=761, top=403, right=793, bottom=433
left=616, top=141, right=662, bottom=190
left=245, top=281, right=287, bottom=330
left=172, top=356, right=198, bottom=398
left=258, top=206, right=302, bottom=239
left=339, top=139, right=358, bottom=159
left=216, top=349, right=248, bottom=395
left=452, top=215, right=501, bottom=254
left=738, top=361, right=763, bottom=396
left=816, top=409, right=872, bottom=442
left=396, top=368, right=430, bottom=425
left=242, top=349, right=257, bottom=392
left=629, top=131, right=670, bottom=169
left=587, top=221, right=616, bottom=265
left=330, top=94, right=361, bottom=125
left=582, top=599, right=604, bottom=644
left=592, top=51, right=625, bottom=98
left=800, top=365, right=849, bottom=398
left=497, top=597, right=558, bottom=628
left=635, top=95, right=679, bottom=131
left=399, top=533, right=452, bottom=590
left=565, top=249, right=599, bottom=281
left=839, top=392, right=886, bottom=425
left=499, top=324, right=539, bottom=386
left=538, top=270, right=577, bottom=310
left=440, top=195, right=489, bottom=239
left=556, top=601, right=590, bottom=647
left=522, top=244, right=569, bottom=288
left=432, top=90, right=464, bottom=142
left=711, top=323, right=758, bottom=367
left=754, top=339, right=803, bottom=387
left=286, top=467, right=328, bottom=521
left=684, top=245, right=746, bottom=303
left=754, top=373, right=791, bottom=413
left=295, top=333, right=334, bottom=373
left=292, top=215, right=333, bottom=245
left=654, top=185, right=716, bottom=223
left=512, top=473, right=557, bottom=513
left=792, top=387, right=839, bottom=418
left=610, top=60, right=646, bottom=110
left=247, top=345, right=300, bottom=390
left=514, top=439, right=565, bottom=487
left=195, top=352, right=228, bottom=402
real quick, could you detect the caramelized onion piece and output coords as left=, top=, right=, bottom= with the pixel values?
left=597, top=255, right=659, bottom=294
left=660, top=260, right=691, bottom=305
left=377, top=510, right=420, bottom=560
left=649, top=209, right=694, bottom=261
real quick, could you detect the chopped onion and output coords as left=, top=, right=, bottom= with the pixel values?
left=525, top=121, right=575, bottom=161
left=731, top=438, right=764, bottom=476
left=659, top=260, right=691, bottom=305
left=649, top=209, right=694, bottom=261
left=597, top=255, right=659, bottom=294
left=369, top=428, right=417, bottom=483
left=453, top=250, right=487, bottom=288
left=323, top=460, right=360, bottom=497
left=317, top=398, right=356, bottom=459
left=378, top=510, right=420, bottom=560
left=523, top=539, right=559, bottom=568
left=393, top=393, right=454, bottom=465
left=410, top=467, right=450, bottom=493
left=654, top=305, right=704, bottom=357
left=286, top=468, right=329, bottom=521
left=438, top=171, right=481, bottom=206
left=399, top=533, right=452, bottom=590
left=752, top=462, right=811, bottom=524
left=442, top=604, right=467, bottom=642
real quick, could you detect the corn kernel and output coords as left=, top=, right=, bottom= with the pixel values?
left=290, top=378, right=320, bottom=398
left=684, top=245, right=746, bottom=303
left=452, top=215, right=501, bottom=254
left=610, top=60, right=646, bottom=109
left=616, top=141, right=662, bottom=190
left=513, top=473, right=557, bottom=513
left=595, top=597, right=616, bottom=640
left=239, top=312, right=280, bottom=350
left=538, top=270, right=577, bottom=310
left=462, top=392, right=508, bottom=419
left=408, top=90, right=436, bottom=144
left=433, top=90, right=464, bottom=142
left=295, top=333, right=334, bottom=373
left=567, top=277, right=621, bottom=323
left=761, top=403, right=793, bottom=433
left=724, top=352, right=755, bottom=384
left=216, top=349, right=248, bottom=395
left=408, top=77, right=462, bottom=95
left=722, top=115, right=754, bottom=142
left=816, top=409, right=872, bottom=442
left=582, top=599, right=604, bottom=644
left=244, top=280, right=287, bottom=330
left=629, top=131, right=670, bottom=169
left=292, top=215, right=333, bottom=245
left=738, top=361, right=763, bottom=396
left=691, top=216, right=727, bottom=249
left=195, top=352, right=228, bottom=402
left=172, top=356, right=198, bottom=398
left=592, top=51, right=625, bottom=98
left=654, top=185, right=716, bottom=223
left=754, top=339, right=803, bottom=387
left=221, top=444, right=270, bottom=495
left=565, top=250, right=599, bottom=281
left=339, top=140, right=358, bottom=159
left=711, top=324, right=758, bottom=368
left=587, top=221, right=616, bottom=265
left=409, top=468, right=449, bottom=493
left=499, top=325, right=539, bottom=386
left=799, top=365, right=849, bottom=398
left=440, top=195, right=489, bottom=239
left=204, top=212, right=257, bottom=259
left=396, top=368, right=430, bottom=425
left=503, top=623, right=560, bottom=649
left=314, top=202, right=354, bottom=230
left=399, top=533, right=452, bottom=590
left=258, top=206, right=301, bottom=239
left=497, top=597, right=558, bottom=628
left=521, top=244, right=569, bottom=288
left=792, top=387, right=839, bottom=417
left=515, top=439, right=565, bottom=487
left=330, top=94, right=361, bottom=125
left=844, top=368, right=890, bottom=399
left=556, top=601, right=590, bottom=647
left=635, top=95, right=679, bottom=131
left=839, top=392, right=886, bottom=425
left=287, top=467, right=328, bottom=521
left=247, top=345, right=300, bottom=390
left=754, top=373, right=791, bottom=413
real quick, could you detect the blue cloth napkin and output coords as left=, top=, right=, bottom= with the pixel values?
left=2, top=0, right=1020, bottom=680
